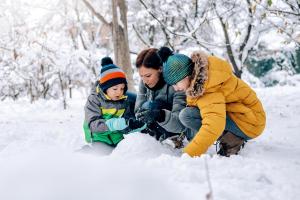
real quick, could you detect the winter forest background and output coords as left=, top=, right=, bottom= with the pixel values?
left=1, top=0, right=299, bottom=106
left=0, top=1, right=300, bottom=200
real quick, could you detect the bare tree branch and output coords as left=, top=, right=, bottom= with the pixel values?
left=268, top=9, right=300, bottom=16
left=161, top=25, right=175, bottom=50
left=148, top=25, right=155, bottom=45
left=214, top=2, right=241, bottom=77
left=32, top=41, right=56, bottom=53
left=132, top=24, right=151, bottom=47
left=130, top=50, right=138, bottom=55
left=0, top=46, right=13, bottom=52
left=82, top=0, right=112, bottom=27
left=74, top=3, right=89, bottom=50
left=285, top=0, right=300, bottom=12
left=138, top=0, right=236, bottom=51
left=57, top=71, right=67, bottom=110
left=257, top=0, right=300, bottom=16
left=138, top=0, right=212, bottom=51
left=195, top=0, right=199, bottom=18
left=239, top=0, right=253, bottom=62
left=267, top=18, right=300, bottom=46
left=79, top=33, right=88, bottom=50
left=79, top=57, right=96, bottom=76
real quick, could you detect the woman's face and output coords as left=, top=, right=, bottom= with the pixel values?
left=173, top=76, right=191, bottom=92
left=138, top=65, right=162, bottom=88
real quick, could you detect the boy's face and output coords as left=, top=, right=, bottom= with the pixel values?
left=106, top=83, right=126, bottom=101
left=173, top=76, right=191, bottom=92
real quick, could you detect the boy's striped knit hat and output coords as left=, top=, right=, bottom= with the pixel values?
left=99, top=58, right=127, bottom=92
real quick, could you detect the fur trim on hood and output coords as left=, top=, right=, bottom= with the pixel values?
left=186, top=51, right=209, bottom=98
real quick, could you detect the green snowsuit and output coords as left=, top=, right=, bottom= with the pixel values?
left=84, top=84, right=132, bottom=146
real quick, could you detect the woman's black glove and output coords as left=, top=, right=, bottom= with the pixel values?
left=127, top=118, right=146, bottom=130
left=136, top=109, right=165, bottom=124
left=119, top=118, right=146, bottom=134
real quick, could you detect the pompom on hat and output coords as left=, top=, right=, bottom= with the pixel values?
left=101, top=56, right=113, bottom=66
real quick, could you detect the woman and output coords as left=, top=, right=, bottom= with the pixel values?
left=163, top=51, right=266, bottom=157
left=135, top=47, right=188, bottom=140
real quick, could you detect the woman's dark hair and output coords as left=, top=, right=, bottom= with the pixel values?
left=136, top=47, right=173, bottom=69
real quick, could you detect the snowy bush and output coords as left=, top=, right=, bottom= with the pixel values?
left=245, top=46, right=300, bottom=87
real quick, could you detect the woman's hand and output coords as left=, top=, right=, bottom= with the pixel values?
left=127, top=118, right=146, bottom=129
left=136, top=109, right=165, bottom=123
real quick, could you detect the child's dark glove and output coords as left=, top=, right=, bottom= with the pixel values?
left=136, top=109, right=165, bottom=124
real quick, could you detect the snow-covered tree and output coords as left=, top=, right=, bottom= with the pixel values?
left=133, top=0, right=299, bottom=78
left=0, top=0, right=102, bottom=106
left=0, top=0, right=299, bottom=102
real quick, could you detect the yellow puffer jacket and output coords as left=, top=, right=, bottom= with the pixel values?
left=183, top=51, right=266, bottom=157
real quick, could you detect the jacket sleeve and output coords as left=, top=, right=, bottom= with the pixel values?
left=123, top=99, right=135, bottom=120
left=134, top=80, right=148, bottom=113
left=158, top=90, right=187, bottom=133
left=84, top=93, right=109, bottom=133
left=183, top=92, right=226, bottom=157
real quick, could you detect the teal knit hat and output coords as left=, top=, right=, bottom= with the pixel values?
left=163, top=54, right=193, bottom=85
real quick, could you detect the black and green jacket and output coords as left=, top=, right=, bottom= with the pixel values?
left=83, top=83, right=132, bottom=146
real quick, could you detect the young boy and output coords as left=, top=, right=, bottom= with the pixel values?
left=83, top=57, right=146, bottom=148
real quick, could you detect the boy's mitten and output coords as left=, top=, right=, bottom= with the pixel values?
left=105, top=118, right=127, bottom=131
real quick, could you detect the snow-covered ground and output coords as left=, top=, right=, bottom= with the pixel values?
left=0, top=86, right=300, bottom=200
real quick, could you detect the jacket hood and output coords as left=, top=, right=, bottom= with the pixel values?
left=186, top=51, right=232, bottom=98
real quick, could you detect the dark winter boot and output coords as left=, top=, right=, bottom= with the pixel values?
left=217, top=131, right=245, bottom=157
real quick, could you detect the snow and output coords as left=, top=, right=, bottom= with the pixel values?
left=0, top=16, right=10, bottom=37
left=0, top=86, right=300, bottom=200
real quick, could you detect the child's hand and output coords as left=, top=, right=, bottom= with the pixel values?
left=105, top=118, right=127, bottom=131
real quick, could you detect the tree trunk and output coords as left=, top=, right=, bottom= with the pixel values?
left=112, top=0, right=135, bottom=92
left=69, top=78, right=72, bottom=99
left=29, top=79, right=34, bottom=103
left=58, top=71, right=67, bottom=110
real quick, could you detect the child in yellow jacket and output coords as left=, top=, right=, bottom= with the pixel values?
left=163, top=51, right=266, bottom=157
